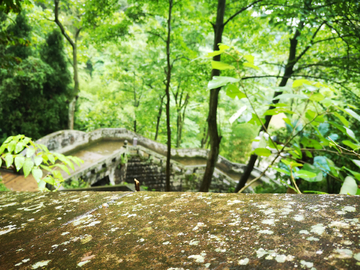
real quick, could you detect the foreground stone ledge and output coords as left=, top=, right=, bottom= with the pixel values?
left=0, top=191, right=359, bottom=269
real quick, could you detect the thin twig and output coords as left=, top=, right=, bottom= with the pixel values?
left=290, top=165, right=302, bottom=194
left=328, top=137, right=360, bottom=159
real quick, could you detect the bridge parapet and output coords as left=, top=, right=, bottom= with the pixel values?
left=37, top=128, right=273, bottom=184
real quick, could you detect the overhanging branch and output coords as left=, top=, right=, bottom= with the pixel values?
left=223, top=0, right=263, bottom=27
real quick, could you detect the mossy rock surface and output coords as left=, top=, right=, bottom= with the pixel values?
left=0, top=191, right=360, bottom=269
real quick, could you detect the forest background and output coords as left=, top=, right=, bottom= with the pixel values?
left=1, top=0, right=360, bottom=194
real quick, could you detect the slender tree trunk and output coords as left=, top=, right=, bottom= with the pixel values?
left=165, top=0, right=173, bottom=191
left=133, top=71, right=137, bottom=132
left=199, top=0, right=226, bottom=192
left=235, top=20, right=305, bottom=192
left=176, top=108, right=181, bottom=148
left=177, top=94, right=189, bottom=148
left=200, top=125, right=209, bottom=148
left=54, top=0, right=80, bottom=130
left=175, top=94, right=189, bottom=148
left=68, top=41, right=79, bottom=130
left=155, top=94, right=166, bottom=141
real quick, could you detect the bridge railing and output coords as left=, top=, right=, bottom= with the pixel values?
left=36, top=128, right=275, bottom=182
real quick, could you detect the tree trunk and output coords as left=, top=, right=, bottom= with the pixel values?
left=200, top=125, right=209, bottom=148
left=175, top=94, right=189, bottom=148
left=235, top=20, right=305, bottom=192
left=165, top=0, right=173, bottom=191
left=70, top=40, right=79, bottom=130
left=54, top=0, right=80, bottom=130
left=199, top=0, right=226, bottom=192
left=68, top=97, right=77, bottom=130
left=133, top=71, right=137, bottom=132
left=155, top=94, right=165, bottom=141
left=176, top=108, right=181, bottom=148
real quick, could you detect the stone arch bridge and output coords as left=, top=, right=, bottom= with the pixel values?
left=1, top=128, right=274, bottom=192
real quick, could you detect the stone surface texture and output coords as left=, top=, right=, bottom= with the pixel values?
left=1, top=191, right=360, bottom=269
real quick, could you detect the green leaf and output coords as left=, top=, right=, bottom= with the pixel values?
left=70, top=156, right=84, bottom=166
left=48, top=154, right=55, bottom=164
left=283, top=118, right=293, bottom=127
left=32, top=167, right=43, bottom=183
left=38, top=143, right=49, bottom=153
left=344, top=127, right=358, bottom=142
left=292, top=79, right=312, bottom=88
left=281, top=159, right=292, bottom=167
left=264, top=108, right=294, bottom=115
left=302, top=164, right=323, bottom=182
left=23, top=158, right=34, bottom=178
left=206, top=44, right=229, bottom=57
left=310, top=93, right=324, bottom=102
left=254, top=148, right=272, bottom=157
left=226, top=84, right=246, bottom=99
left=71, top=157, right=80, bottom=166
left=340, top=176, right=358, bottom=195
left=272, top=167, right=291, bottom=176
left=40, top=164, right=53, bottom=172
left=329, top=121, right=346, bottom=133
left=7, top=141, right=16, bottom=153
left=243, top=62, right=260, bottom=70
left=343, top=167, right=360, bottom=181
left=333, top=112, right=349, bottom=127
left=66, top=160, right=75, bottom=170
left=289, top=150, right=301, bottom=159
left=307, top=139, right=323, bottom=149
left=22, top=137, right=31, bottom=145
left=321, top=98, right=333, bottom=107
left=26, top=147, right=36, bottom=158
left=248, top=113, right=263, bottom=125
left=303, top=190, right=328, bottom=194
left=206, top=51, right=222, bottom=57
left=305, top=110, right=317, bottom=122
left=0, top=144, right=6, bottom=155
left=267, top=139, right=278, bottom=150
left=326, top=158, right=339, bottom=177
left=218, top=44, right=229, bottom=51
left=244, top=55, right=254, bottom=64
left=211, top=61, right=235, bottom=70
left=352, top=159, right=360, bottom=169
left=14, top=156, right=25, bottom=171
left=42, top=175, right=56, bottom=185
left=290, top=161, right=303, bottom=167
left=342, top=140, right=360, bottom=150
left=208, top=76, right=240, bottom=90
left=345, top=108, right=360, bottom=122
left=38, top=180, right=46, bottom=190
left=55, top=164, right=70, bottom=175
left=53, top=152, right=67, bottom=163
left=3, top=136, right=13, bottom=144
left=15, top=142, right=25, bottom=154
left=295, top=170, right=317, bottom=179
left=5, top=154, right=13, bottom=168
left=34, top=156, right=43, bottom=166
left=274, top=94, right=309, bottom=100
left=52, top=170, right=62, bottom=179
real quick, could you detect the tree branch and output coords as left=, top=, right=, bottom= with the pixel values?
left=295, top=21, right=325, bottom=63
left=54, top=0, right=75, bottom=49
left=223, top=0, right=263, bottom=27
left=146, top=31, right=166, bottom=43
